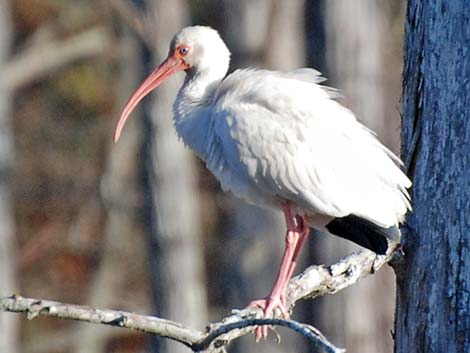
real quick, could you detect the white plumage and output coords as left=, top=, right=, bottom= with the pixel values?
left=114, top=26, right=411, bottom=339
left=172, top=45, right=411, bottom=229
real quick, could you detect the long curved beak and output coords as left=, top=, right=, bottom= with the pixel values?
left=114, top=54, right=188, bottom=143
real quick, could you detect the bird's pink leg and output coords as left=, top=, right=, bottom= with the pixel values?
left=248, top=202, right=309, bottom=341
left=284, top=215, right=310, bottom=286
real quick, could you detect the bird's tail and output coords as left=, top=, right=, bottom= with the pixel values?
left=325, top=215, right=400, bottom=254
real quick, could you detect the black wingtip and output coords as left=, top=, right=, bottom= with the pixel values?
left=326, top=215, right=400, bottom=254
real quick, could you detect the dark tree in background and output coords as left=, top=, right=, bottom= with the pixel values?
left=395, top=1, right=470, bottom=352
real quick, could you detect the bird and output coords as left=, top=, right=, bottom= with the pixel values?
left=114, top=25, right=411, bottom=340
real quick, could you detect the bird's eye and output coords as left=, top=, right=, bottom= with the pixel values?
left=179, top=47, right=189, bottom=55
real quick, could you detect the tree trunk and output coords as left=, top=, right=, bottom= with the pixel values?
left=73, top=26, right=146, bottom=353
left=144, top=1, right=208, bottom=352
left=395, top=1, right=470, bottom=352
left=0, top=1, right=19, bottom=352
left=310, top=2, right=405, bottom=353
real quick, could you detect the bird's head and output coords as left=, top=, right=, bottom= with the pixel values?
left=114, top=26, right=230, bottom=142
left=170, top=26, right=231, bottom=77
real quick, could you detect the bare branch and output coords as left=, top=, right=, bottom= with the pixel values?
left=202, top=246, right=398, bottom=347
left=0, top=246, right=399, bottom=352
left=286, top=247, right=397, bottom=306
left=0, top=296, right=203, bottom=347
left=1, top=27, right=113, bottom=91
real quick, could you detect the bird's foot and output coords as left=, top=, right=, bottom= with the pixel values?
left=248, top=295, right=290, bottom=341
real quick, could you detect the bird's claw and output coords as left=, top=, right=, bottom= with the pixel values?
left=248, top=296, right=290, bottom=341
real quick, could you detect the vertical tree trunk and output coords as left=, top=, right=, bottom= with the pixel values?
left=310, top=2, right=405, bottom=353
left=0, top=1, right=19, bottom=352
left=144, top=1, right=208, bottom=352
left=325, top=1, right=404, bottom=150
left=395, top=1, right=470, bottom=352
left=73, top=27, right=145, bottom=353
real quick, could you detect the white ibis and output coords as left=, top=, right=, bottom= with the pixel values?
left=114, top=26, right=411, bottom=340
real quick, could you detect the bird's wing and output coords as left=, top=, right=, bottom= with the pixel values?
left=208, top=69, right=411, bottom=227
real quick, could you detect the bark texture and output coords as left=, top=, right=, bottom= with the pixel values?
left=395, top=1, right=470, bottom=352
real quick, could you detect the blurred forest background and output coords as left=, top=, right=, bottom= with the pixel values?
left=0, top=1, right=406, bottom=353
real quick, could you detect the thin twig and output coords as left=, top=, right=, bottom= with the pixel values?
left=193, top=318, right=344, bottom=353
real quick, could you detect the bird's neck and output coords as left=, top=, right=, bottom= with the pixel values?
left=179, top=67, right=225, bottom=103
left=173, top=69, right=224, bottom=159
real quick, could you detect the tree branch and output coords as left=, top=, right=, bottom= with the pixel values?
left=193, top=319, right=344, bottom=353
left=0, top=246, right=399, bottom=352
left=1, top=27, right=113, bottom=91
left=0, top=296, right=202, bottom=347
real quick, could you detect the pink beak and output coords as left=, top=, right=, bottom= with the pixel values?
left=114, top=52, right=189, bottom=143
